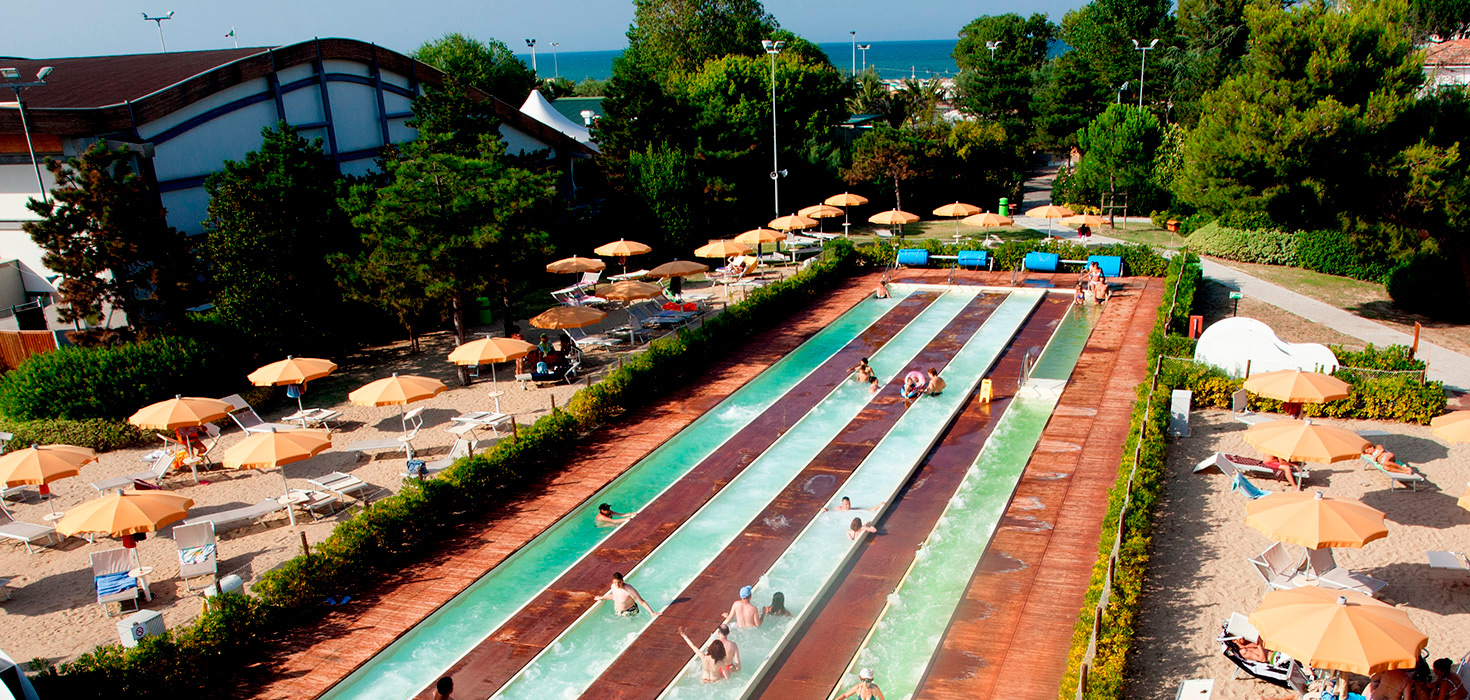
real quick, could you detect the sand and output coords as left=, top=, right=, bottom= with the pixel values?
left=1128, top=409, right=1470, bottom=700
left=0, top=275, right=774, bottom=668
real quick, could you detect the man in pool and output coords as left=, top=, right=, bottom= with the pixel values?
left=823, top=496, right=885, bottom=513
left=595, top=503, right=636, bottom=526
left=594, top=572, right=659, bottom=617
left=926, top=368, right=946, bottom=396
left=715, top=624, right=741, bottom=672
left=723, top=585, right=764, bottom=628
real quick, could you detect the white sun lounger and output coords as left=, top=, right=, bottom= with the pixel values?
left=1248, top=542, right=1308, bottom=591
left=1196, top=452, right=1309, bottom=483
left=1360, top=455, right=1428, bottom=491
left=0, top=509, right=60, bottom=554
left=222, top=394, right=299, bottom=434
left=181, top=499, right=287, bottom=533
left=175, top=521, right=218, bottom=592
left=1303, top=547, right=1388, bottom=597
left=92, top=451, right=176, bottom=493
left=1428, top=551, right=1470, bottom=571
left=92, top=547, right=142, bottom=616
left=308, top=472, right=373, bottom=502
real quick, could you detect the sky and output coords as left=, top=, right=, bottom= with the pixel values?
left=3, top=0, right=1088, bottom=59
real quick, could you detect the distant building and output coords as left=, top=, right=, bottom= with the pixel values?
left=0, top=38, right=593, bottom=330
left=1424, top=38, right=1470, bottom=87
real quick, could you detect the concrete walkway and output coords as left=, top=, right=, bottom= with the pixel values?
left=1017, top=162, right=1470, bottom=390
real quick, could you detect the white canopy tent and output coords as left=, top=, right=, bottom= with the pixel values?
left=519, top=90, right=598, bottom=151
left=1193, top=317, right=1340, bottom=377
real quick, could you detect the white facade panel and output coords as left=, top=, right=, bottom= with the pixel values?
left=340, top=158, right=380, bottom=179
left=160, top=185, right=211, bottom=236
left=323, top=59, right=370, bottom=78
left=387, top=120, right=417, bottom=144
left=282, top=83, right=326, bottom=125
left=137, top=77, right=270, bottom=141
left=499, top=125, right=551, bottom=156
left=383, top=91, right=414, bottom=115
left=327, top=82, right=385, bottom=153
left=380, top=68, right=412, bottom=92
left=277, top=63, right=317, bottom=86
left=150, top=99, right=280, bottom=182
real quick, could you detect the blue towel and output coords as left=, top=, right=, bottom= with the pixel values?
left=1231, top=472, right=1269, bottom=500
left=96, top=571, right=137, bottom=597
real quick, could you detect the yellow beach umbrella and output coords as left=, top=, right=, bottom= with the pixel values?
left=348, top=374, right=446, bottom=407
left=933, top=202, right=983, bottom=238
left=1433, top=420, right=1470, bottom=445
left=57, top=491, right=194, bottom=539
left=735, top=228, right=786, bottom=257
left=594, top=239, right=653, bottom=274
left=1062, top=214, right=1108, bottom=227
left=248, top=356, right=338, bottom=412
left=546, top=256, right=606, bottom=274
left=1245, top=419, right=1369, bottom=464
left=128, top=396, right=232, bottom=431
left=1245, top=491, right=1388, bottom=549
left=868, top=209, right=920, bottom=226
left=1244, top=370, right=1351, bottom=404
left=962, top=212, right=1015, bottom=232
left=221, top=428, right=332, bottom=526
left=530, top=305, right=608, bottom=329
left=1430, top=411, right=1470, bottom=428
left=825, top=192, right=869, bottom=207
left=1025, top=204, right=1074, bottom=239
left=1249, top=587, right=1426, bottom=675
left=0, top=444, right=97, bottom=514
left=596, top=280, right=663, bottom=302
left=447, top=337, right=535, bottom=393
left=768, top=215, right=818, bottom=232
left=799, top=204, right=844, bottom=219
left=694, top=239, right=753, bottom=259
left=646, top=260, right=709, bottom=279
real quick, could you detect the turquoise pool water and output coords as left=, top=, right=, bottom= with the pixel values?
left=320, top=292, right=910, bottom=700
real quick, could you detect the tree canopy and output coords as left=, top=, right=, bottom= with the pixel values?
left=623, top=0, right=777, bottom=83
left=412, top=33, right=538, bottom=104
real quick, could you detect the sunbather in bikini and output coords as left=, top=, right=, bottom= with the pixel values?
left=1368, top=444, right=1414, bottom=474
left=1265, top=455, right=1303, bottom=490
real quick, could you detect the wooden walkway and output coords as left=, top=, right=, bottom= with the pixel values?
left=748, top=295, right=1073, bottom=700
left=915, top=277, right=1163, bottom=700
left=579, top=293, right=1010, bottom=700
left=243, top=273, right=885, bottom=700
left=415, top=292, right=943, bottom=699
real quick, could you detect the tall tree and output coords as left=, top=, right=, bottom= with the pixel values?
left=203, top=123, right=349, bottom=358
left=1074, top=104, right=1165, bottom=216
left=953, top=13, right=1056, bottom=136
left=1409, top=0, right=1470, bottom=39
left=338, top=139, right=555, bottom=379
left=1171, top=0, right=1250, bottom=124
left=1032, top=51, right=1112, bottom=149
left=623, top=0, right=777, bottom=83
left=1058, top=0, right=1176, bottom=112
left=24, top=142, right=191, bottom=333
left=844, top=125, right=935, bottom=211
left=413, top=34, right=538, bottom=104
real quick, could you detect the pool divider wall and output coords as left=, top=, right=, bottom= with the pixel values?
left=319, top=291, right=917, bottom=700
left=646, top=291, right=1048, bottom=700
left=485, top=290, right=987, bottom=700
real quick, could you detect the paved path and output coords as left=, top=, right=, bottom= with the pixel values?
left=1018, top=163, right=1470, bottom=389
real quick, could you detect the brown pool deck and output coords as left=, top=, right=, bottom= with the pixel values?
left=749, top=294, right=1072, bottom=700
left=247, top=269, right=1161, bottom=700
left=413, top=291, right=945, bottom=699
left=578, top=292, right=1015, bottom=700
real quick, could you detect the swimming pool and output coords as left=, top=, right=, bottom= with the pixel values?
left=322, top=285, right=1099, bottom=700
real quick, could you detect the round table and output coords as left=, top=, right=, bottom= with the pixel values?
left=41, top=512, right=65, bottom=523
left=128, top=566, right=155, bottom=602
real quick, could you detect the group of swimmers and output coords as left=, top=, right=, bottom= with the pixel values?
left=1074, top=261, right=1111, bottom=305
left=851, top=358, right=946, bottom=402
left=676, top=586, right=794, bottom=683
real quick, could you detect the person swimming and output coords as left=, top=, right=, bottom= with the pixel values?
left=926, top=368, right=945, bottom=396
left=595, top=503, right=636, bottom=526
left=679, top=627, right=730, bottom=683
left=723, top=585, right=764, bottom=628
left=836, top=668, right=886, bottom=700
left=851, top=358, right=875, bottom=384
left=848, top=517, right=878, bottom=540
left=764, top=591, right=793, bottom=617
left=594, top=572, right=660, bottom=617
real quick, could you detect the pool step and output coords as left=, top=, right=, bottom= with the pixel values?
left=1017, top=378, right=1067, bottom=399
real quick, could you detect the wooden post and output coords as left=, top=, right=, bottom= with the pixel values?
left=584, top=375, right=592, bottom=389
left=1411, top=322, right=1422, bottom=359
left=299, top=531, right=310, bottom=558
left=1244, top=359, right=1252, bottom=379
left=550, top=394, right=557, bottom=413
left=510, top=417, right=518, bottom=441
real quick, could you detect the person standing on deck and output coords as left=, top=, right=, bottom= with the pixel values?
left=724, top=586, right=763, bottom=628
left=595, top=572, right=660, bottom=617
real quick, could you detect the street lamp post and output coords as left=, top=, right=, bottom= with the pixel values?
left=142, top=12, right=174, bottom=52
left=762, top=39, right=787, bottom=217
left=1, top=66, right=53, bottom=204
left=858, top=44, right=871, bottom=73
left=525, top=39, right=537, bottom=74
left=551, top=42, right=560, bottom=78
left=986, top=40, right=1002, bottom=59
left=1131, top=38, right=1158, bottom=109
left=1116, top=81, right=1129, bottom=104
left=850, top=31, right=856, bottom=77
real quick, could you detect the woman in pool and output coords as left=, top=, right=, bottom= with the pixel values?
left=901, top=370, right=927, bottom=404
left=764, top=591, right=793, bottom=617
left=678, top=627, right=730, bottom=683
left=836, top=668, right=886, bottom=700
left=848, top=517, right=878, bottom=540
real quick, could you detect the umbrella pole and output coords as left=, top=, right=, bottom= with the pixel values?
left=296, top=387, right=305, bottom=414
left=281, top=468, right=297, bottom=527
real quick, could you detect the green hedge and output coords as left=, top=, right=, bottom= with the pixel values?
left=1058, top=253, right=1202, bottom=700
left=1159, top=358, right=1444, bottom=424
left=29, top=239, right=861, bottom=698
left=0, top=336, right=235, bottom=421
left=1184, top=223, right=1392, bottom=283
left=857, top=239, right=1171, bottom=277
left=1185, top=222, right=1299, bottom=265
left=1296, top=230, right=1393, bottom=282
left=1386, top=252, right=1467, bottom=320
left=0, top=418, right=149, bottom=452
left=1329, top=343, right=1425, bottom=371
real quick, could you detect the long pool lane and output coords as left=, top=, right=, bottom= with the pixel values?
left=748, top=295, right=1075, bottom=700
left=321, top=290, right=913, bottom=700
left=413, top=291, right=942, bottom=699
left=649, top=290, right=1046, bottom=700
left=833, top=304, right=1102, bottom=700
left=488, top=289, right=988, bottom=700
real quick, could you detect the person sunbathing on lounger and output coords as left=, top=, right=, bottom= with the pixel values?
left=1265, top=455, right=1303, bottom=490
left=1368, top=444, right=1414, bottom=474
left=595, top=572, right=659, bottom=617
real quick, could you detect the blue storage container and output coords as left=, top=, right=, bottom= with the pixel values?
left=1023, top=251, right=1059, bottom=272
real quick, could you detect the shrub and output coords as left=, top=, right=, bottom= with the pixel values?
left=1387, top=252, right=1468, bottom=320
left=0, top=418, right=149, bottom=452
left=1184, top=221, right=1298, bottom=265
left=31, top=236, right=861, bottom=697
left=0, top=336, right=238, bottom=421
left=1331, top=343, right=1425, bottom=371
left=854, top=239, right=1169, bottom=278
left=1296, top=230, right=1393, bottom=282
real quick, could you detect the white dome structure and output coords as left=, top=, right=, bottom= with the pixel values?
left=1193, top=317, right=1339, bottom=377
left=519, top=90, right=598, bottom=151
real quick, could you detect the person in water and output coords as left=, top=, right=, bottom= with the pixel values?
left=764, top=591, right=793, bottom=618
left=715, top=624, right=741, bottom=672
left=848, top=517, right=878, bottom=540
left=836, top=668, right=887, bottom=700
left=851, top=358, right=875, bottom=384
left=867, top=374, right=881, bottom=395
left=926, top=368, right=946, bottom=396
left=678, top=627, right=730, bottom=683
left=594, top=572, right=659, bottom=617
left=823, top=496, right=884, bottom=513
left=595, top=503, right=636, bottom=526
left=723, top=585, right=764, bottom=628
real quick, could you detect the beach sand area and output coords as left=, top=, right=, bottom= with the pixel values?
left=1129, top=409, right=1470, bottom=700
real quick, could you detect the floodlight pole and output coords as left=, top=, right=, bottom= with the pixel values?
left=1132, top=38, right=1158, bottom=109
left=2, top=67, right=53, bottom=204
left=526, top=39, right=537, bottom=74
left=858, top=44, right=871, bottom=73
left=986, top=40, right=1002, bottom=60
left=763, top=39, right=786, bottom=217
left=850, top=31, right=856, bottom=76
left=551, top=42, right=560, bottom=78
left=142, top=12, right=174, bottom=52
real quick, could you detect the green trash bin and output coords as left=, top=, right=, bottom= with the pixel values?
left=998, top=198, right=1010, bottom=217
left=475, top=297, right=494, bottom=325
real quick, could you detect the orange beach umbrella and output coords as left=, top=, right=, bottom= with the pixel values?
left=128, top=396, right=232, bottom=431
left=647, top=260, right=709, bottom=279
left=1244, top=491, right=1388, bottom=549
left=530, top=306, right=608, bottom=329
left=0, top=444, right=96, bottom=513
left=348, top=374, right=446, bottom=408
left=1244, top=370, right=1351, bottom=404
left=56, top=491, right=194, bottom=539
left=694, top=239, right=753, bottom=259
left=933, top=202, right=982, bottom=237
left=824, top=193, right=869, bottom=236
left=546, top=256, right=606, bottom=274
left=247, top=356, right=337, bottom=387
left=1249, top=587, right=1426, bottom=675
left=1244, top=419, right=1368, bottom=464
